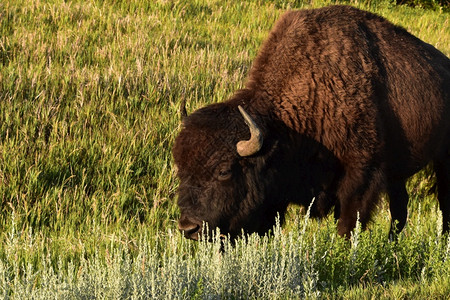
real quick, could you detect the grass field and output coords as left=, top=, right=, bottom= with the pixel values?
left=0, top=0, right=449, bottom=298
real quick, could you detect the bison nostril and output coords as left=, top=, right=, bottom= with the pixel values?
left=178, top=219, right=202, bottom=240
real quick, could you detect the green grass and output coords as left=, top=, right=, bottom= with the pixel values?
left=0, top=0, right=449, bottom=298
left=2, top=204, right=450, bottom=298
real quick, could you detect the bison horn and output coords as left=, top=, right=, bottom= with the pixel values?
left=180, top=99, right=188, bottom=119
left=236, top=105, right=263, bottom=156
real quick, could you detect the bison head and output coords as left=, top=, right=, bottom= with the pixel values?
left=173, top=99, right=291, bottom=240
left=173, top=97, right=339, bottom=240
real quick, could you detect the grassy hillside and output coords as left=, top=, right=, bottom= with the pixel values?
left=0, top=0, right=449, bottom=298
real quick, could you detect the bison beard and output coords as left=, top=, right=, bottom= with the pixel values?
left=173, top=5, right=450, bottom=241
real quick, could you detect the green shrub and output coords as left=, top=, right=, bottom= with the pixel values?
left=396, top=0, right=449, bottom=10
left=2, top=211, right=450, bottom=298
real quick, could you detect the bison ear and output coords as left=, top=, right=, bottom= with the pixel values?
left=180, top=99, right=188, bottom=120
left=236, top=105, right=263, bottom=157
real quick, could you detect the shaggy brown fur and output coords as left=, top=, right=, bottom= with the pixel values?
left=173, top=5, right=450, bottom=240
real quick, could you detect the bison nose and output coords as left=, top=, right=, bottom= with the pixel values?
left=178, top=217, right=202, bottom=240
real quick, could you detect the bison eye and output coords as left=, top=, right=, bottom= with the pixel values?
left=218, top=169, right=232, bottom=181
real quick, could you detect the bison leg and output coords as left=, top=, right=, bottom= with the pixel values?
left=337, top=198, right=375, bottom=238
left=435, top=158, right=450, bottom=233
left=337, top=202, right=363, bottom=238
left=333, top=201, right=340, bottom=221
left=336, top=188, right=372, bottom=238
left=336, top=168, right=383, bottom=238
left=310, top=191, right=336, bottom=218
left=387, top=180, right=408, bottom=240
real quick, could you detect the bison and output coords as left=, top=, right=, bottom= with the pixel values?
left=173, top=5, right=450, bottom=240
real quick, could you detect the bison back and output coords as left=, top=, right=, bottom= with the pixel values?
left=246, top=5, right=450, bottom=178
